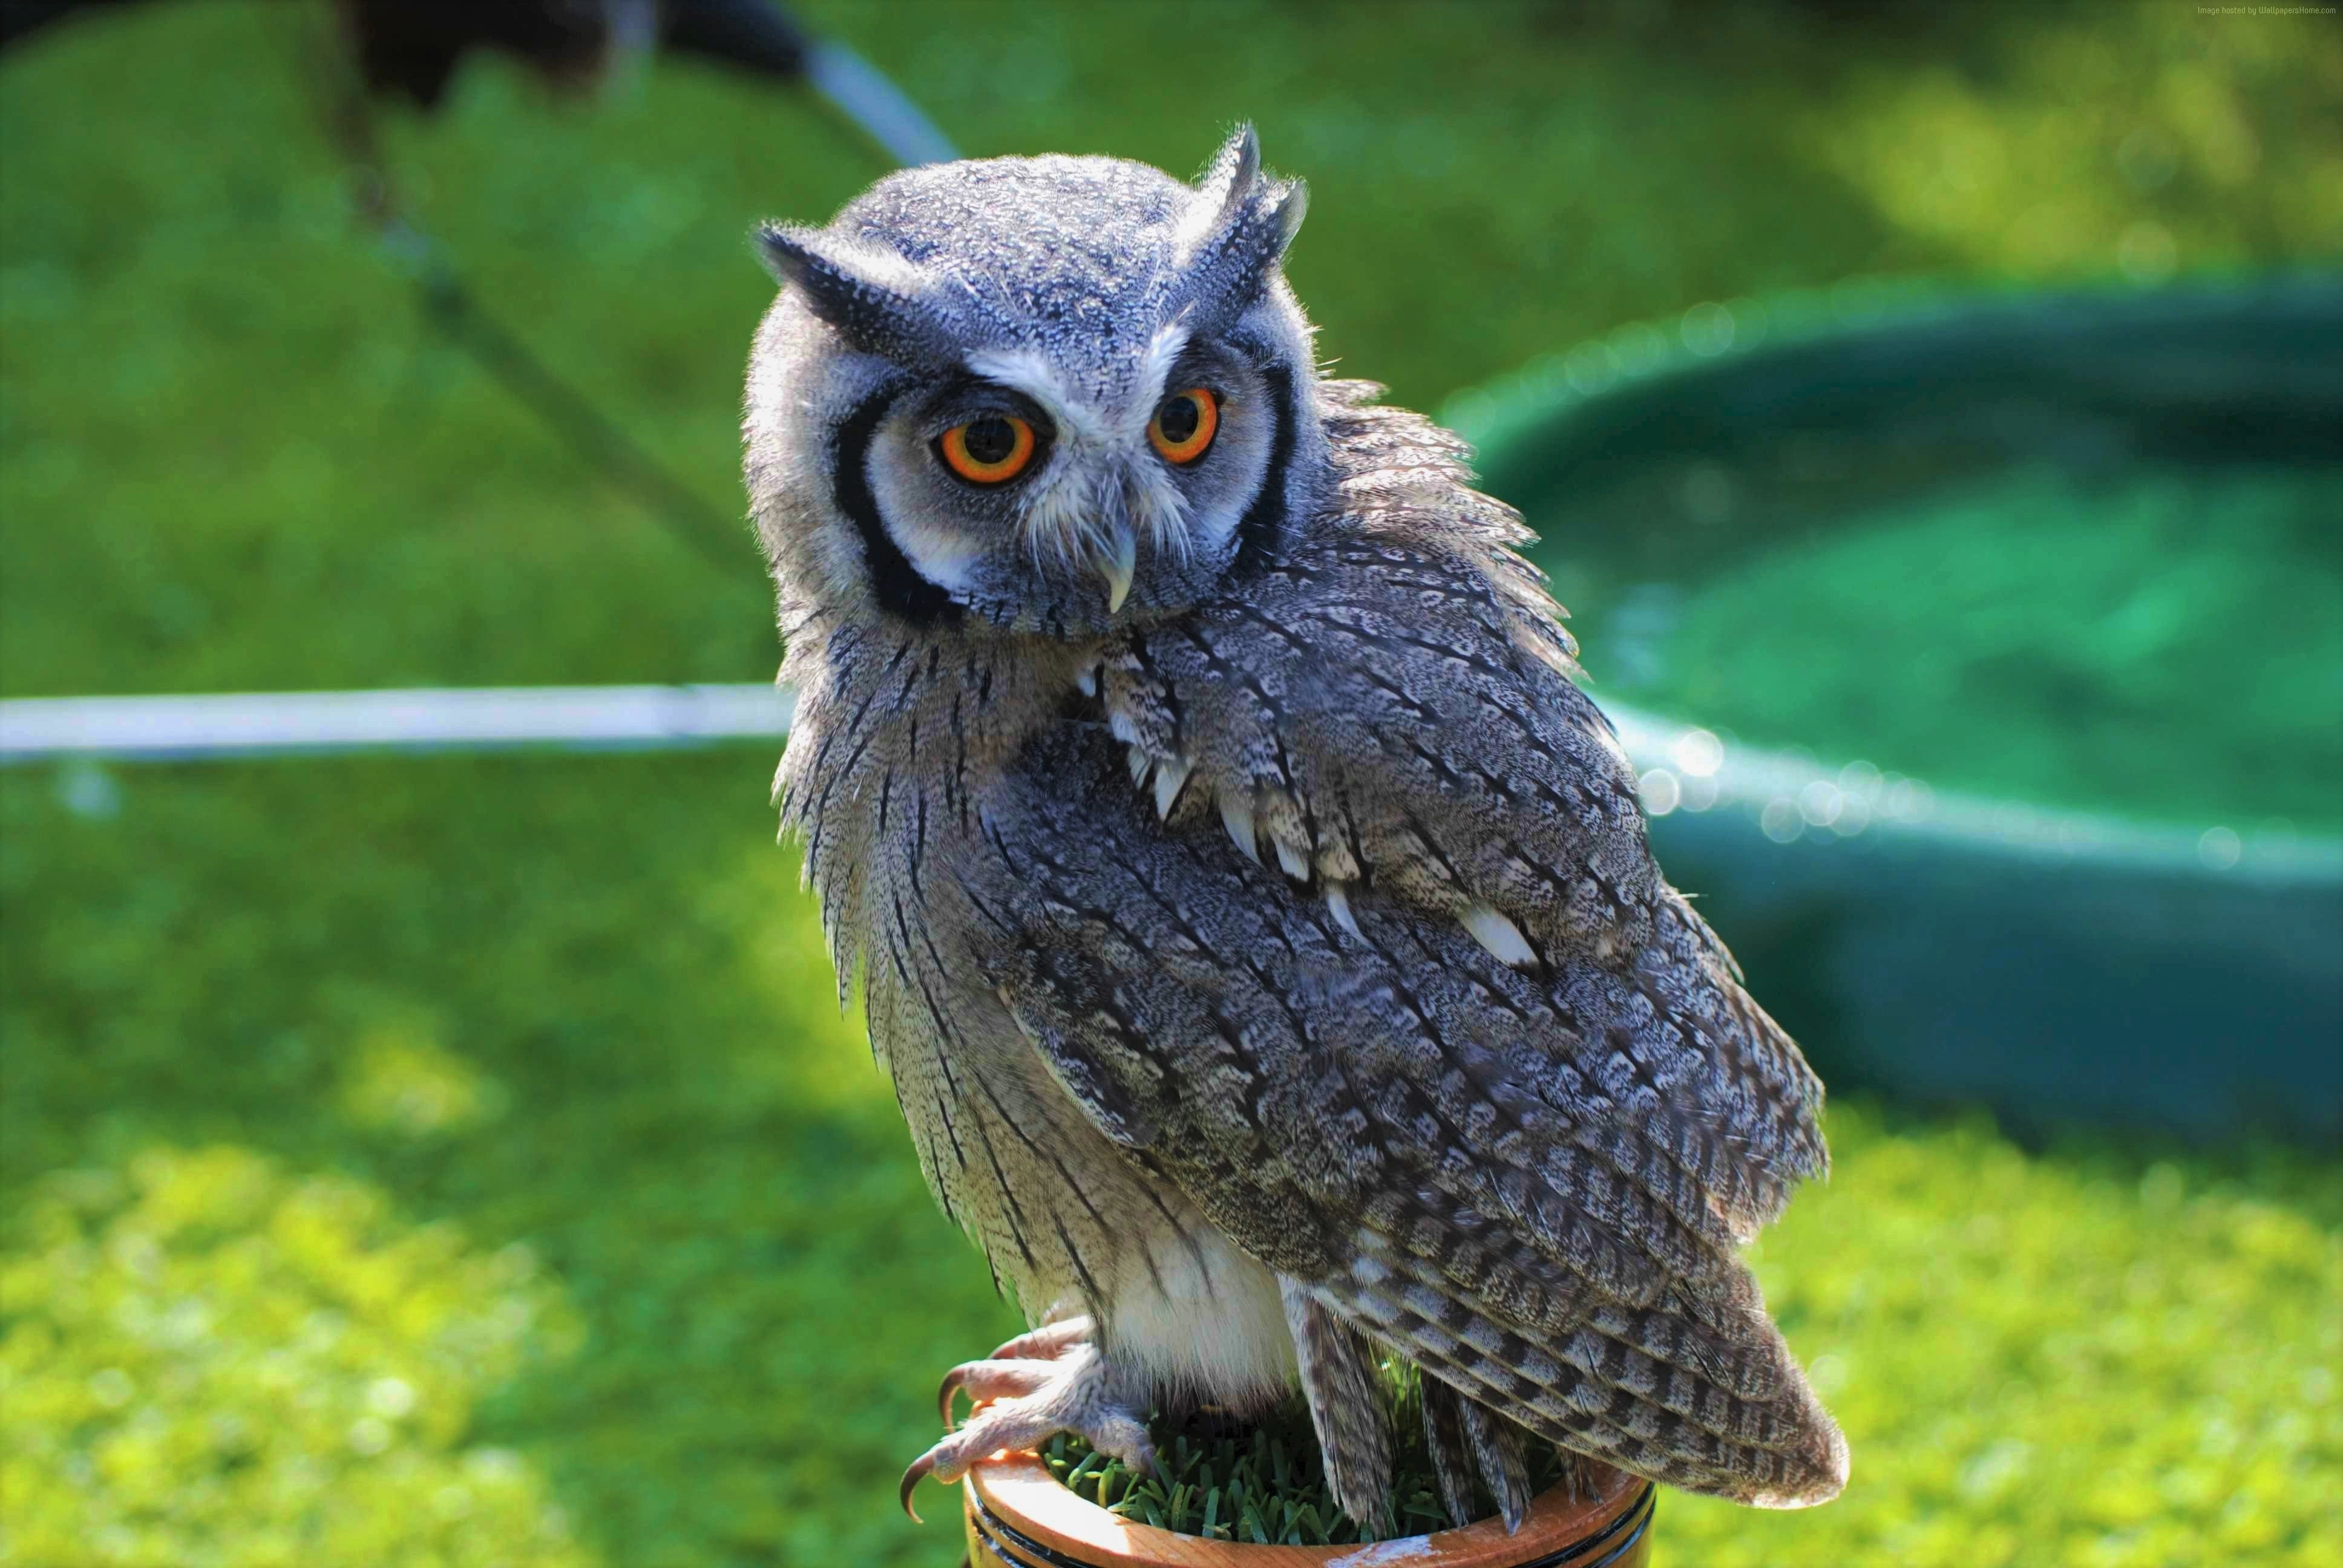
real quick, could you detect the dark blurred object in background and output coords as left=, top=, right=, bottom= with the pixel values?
left=2, top=0, right=814, bottom=103
left=0, top=0, right=131, bottom=48
left=334, top=0, right=814, bottom=109
left=338, top=1, right=650, bottom=108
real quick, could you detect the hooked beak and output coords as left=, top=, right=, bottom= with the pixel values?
left=1089, top=522, right=1136, bottom=615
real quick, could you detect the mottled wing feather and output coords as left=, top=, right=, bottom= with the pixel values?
left=1092, top=396, right=1825, bottom=1231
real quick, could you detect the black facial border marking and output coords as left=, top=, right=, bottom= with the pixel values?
left=1230, top=360, right=1297, bottom=580
left=836, top=384, right=963, bottom=628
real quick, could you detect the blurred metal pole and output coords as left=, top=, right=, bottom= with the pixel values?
left=1, top=686, right=794, bottom=763
left=661, top=1, right=958, bottom=166
left=801, top=39, right=957, bottom=166
left=8, top=688, right=2336, bottom=891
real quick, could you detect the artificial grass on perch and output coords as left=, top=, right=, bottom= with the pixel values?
left=952, top=1362, right=1658, bottom=1567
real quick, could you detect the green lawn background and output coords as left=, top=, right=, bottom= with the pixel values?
left=2, top=4, right=2338, bottom=1564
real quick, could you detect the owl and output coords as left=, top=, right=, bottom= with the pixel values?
left=742, top=127, right=1847, bottom=1532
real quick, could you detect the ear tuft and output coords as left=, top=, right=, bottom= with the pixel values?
left=754, top=221, right=824, bottom=289
left=1172, top=127, right=1307, bottom=335
left=1272, top=180, right=1308, bottom=249
left=752, top=222, right=955, bottom=369
left=1194, top=123, right=1262, bottom=215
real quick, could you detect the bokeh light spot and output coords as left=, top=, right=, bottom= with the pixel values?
left=1680, top=300, right=1736, bottom=358
left=1673, top=728, right=1725, bottom=779
left=2196, top=825, right=2242, bottom=870
left=1639, top=766, right=1682, bottom=817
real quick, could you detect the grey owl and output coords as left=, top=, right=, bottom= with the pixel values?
left=742, top=127, right=1847, bottom=1532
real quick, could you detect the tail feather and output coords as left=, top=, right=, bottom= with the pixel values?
left=1279, top=1275, right=1394, bottom=1529
left=1334, top=1240, right=1847, bottom=1507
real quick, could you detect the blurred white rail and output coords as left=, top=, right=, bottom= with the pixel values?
left=0, top=685, right=793, bottom=763
left=5, top=684, right=2335, bottom=884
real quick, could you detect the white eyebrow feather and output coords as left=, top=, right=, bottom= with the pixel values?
left=962, top=347, right=1110, bottom=446
left=1135, top=322, right=1191, bottom=434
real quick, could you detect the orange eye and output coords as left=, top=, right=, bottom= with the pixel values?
left=1148, top=387, right=1219, bottom=464
left=938, top=415, right=1037, bottom=484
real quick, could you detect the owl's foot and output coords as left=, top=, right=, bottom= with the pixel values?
left=899, top=1315, right=1156, bottom=1523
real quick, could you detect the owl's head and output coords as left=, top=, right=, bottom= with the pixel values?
left=745, top=127, right=1317, bottom=639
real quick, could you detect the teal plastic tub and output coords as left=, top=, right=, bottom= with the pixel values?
left=1445, top=275, right=2343, bottom=1144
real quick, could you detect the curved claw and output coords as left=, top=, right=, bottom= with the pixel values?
left=938, top=1363, right=972, bottom=1428
left=899, top=1449, right=937, bottom=1523
left=991, top=1314, right=1093, bottom=1362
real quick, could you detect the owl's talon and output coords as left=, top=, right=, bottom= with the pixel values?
left=901, top=1334, right=1154, bottom=1526
left=990, top=1314, right=1093, bottom=1362
left=942, top=1316, right=1100, bottom=1426
left=898, top=1451, right=936, bottom=1522
left=937, top=1357, right=1056, bottom=1425
left=939, top=1366, right=967, bottom=1426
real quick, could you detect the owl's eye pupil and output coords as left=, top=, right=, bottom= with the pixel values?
left=1157, top=396, right=1201, bottom=445
left=961, top=417, right=1018, bottom=466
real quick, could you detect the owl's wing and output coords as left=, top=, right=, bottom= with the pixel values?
left=962, top=726, right=1846, bottom=1506
left=1095, top=388, right=1825, bottom=1232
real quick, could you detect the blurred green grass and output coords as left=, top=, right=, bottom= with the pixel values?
left=3, top=3, right=2340, bottom=1564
